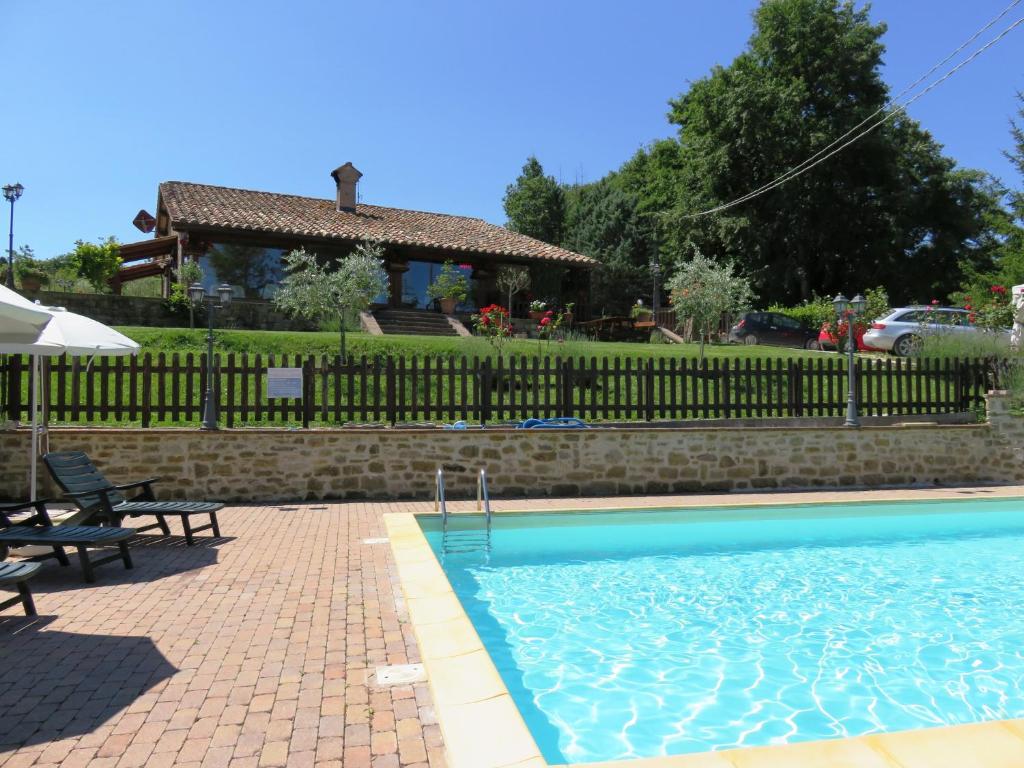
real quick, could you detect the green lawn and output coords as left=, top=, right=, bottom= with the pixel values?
left=115, top=326, right=832, bottom=362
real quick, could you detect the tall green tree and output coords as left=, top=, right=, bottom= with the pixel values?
left=999, top=93, right=1024, bottom=278
left=563, top=179, right=654, bottom=315
left=660, top=0, right=996, bottom=305
left=503, top=156, right=565, bottom=245
left=957, top=93, right=1024, bottom=291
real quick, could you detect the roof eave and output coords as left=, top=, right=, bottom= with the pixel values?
left=167, top=219, right=598, bottom=268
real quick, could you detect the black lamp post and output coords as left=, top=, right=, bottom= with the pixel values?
left=190, top=282, right=233, bottom=430
left=833, top=292, right=866, bottom=427
left=3, top=183, right=24, bottom=290
left=649, top=256, right=662, bottom=317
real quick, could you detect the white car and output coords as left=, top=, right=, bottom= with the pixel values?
left=862, top=307, right=1010, bottom=356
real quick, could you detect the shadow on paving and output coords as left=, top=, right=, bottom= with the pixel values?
left=20, top=534, right=233, bottom=592
left=0, top=616, right=178, bottom=749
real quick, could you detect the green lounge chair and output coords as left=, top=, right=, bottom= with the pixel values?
left=0, top=500, right=135, bottom=583
left=0, top=561, right=41, bottom=615
left=44, top=452, right=223, bottom=546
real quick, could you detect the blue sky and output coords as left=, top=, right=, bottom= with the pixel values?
left=1, top=1, right=1022, bottom=259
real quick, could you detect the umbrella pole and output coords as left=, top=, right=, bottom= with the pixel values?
left=30, top=354, right=39, bottom=501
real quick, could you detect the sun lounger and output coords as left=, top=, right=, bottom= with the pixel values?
left=44, top=452, right=223, bottom=546
left=0, top=561, right=41, bottom=615
left=0, top=500, right=135, bottom=583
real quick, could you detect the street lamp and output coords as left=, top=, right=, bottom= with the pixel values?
left=3, top=183, right=24, bottom=289
left=833, top=292, right=867, bottom=427
left=649, top=256, right=662, bottom=317
left=190, top=282, right=233, bottom=430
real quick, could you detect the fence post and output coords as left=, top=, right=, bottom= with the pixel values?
left=385, top=355, right=397, bottom=426
left=792, top=359, right=804, bottom=417
left=562, top=358, right=574, bottom=418
left=645, top=359, right=655, bottom=421
left=479, top=358, right=491, bottom=425
left=6, top=355, right=22, bottom=423
left=141, top=353, right=152, bottom=428
left=302, top=356, right=314, bottom=429
left=954, top=358, right=965, bottom=411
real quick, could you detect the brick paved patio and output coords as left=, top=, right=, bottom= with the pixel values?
left=0, top=502, right=447, bottom=768
left=3, top=486, right=1024, bottom=768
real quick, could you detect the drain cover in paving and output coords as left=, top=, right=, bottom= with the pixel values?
left=363, top=537, right=389, bottom=545
left=375, top=663, right=426, bottom=686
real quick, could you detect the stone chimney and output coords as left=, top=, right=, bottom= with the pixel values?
left=330, top=162, right=362, bottom=212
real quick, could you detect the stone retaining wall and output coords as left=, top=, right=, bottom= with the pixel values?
left=2, top=394, right=1022, bottom=502
left=22, top=290, right=316, bottom=331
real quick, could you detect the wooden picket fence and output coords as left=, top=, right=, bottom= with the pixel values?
left=0, top=353, right=1004, bottom=428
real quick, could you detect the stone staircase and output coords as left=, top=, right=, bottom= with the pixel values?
left=371, top=308, right=462, bottom=336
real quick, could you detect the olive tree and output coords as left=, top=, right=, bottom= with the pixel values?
left=496, top=265, right=530, bottom=316
left=667, top=252, right=754, bottom=361
left=273, top=243, right=388, bottom=362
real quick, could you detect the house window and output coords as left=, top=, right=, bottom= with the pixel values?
left=401, top=261, right=475, bottom=311
left=198, top=244, right=287, bottom=300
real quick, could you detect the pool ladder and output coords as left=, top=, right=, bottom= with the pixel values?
left=436, top=468, right=493, bottom=554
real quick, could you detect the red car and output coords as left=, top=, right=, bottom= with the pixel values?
left=818, top=322, right=877, bottom=352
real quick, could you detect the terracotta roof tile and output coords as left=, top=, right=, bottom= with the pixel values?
left=159, top=181, right=595, bottom=267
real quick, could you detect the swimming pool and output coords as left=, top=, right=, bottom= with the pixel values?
left=419, top=498, right=1024, bottom=764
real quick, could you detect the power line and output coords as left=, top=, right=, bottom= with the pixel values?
left=686, top=4, right=1024, bottom=220
left=707, top=0, right=1024, bottom=214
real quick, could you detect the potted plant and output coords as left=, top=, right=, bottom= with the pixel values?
left=426, top=261, right=470, bottom=314
left=529, top=299, right=547, bottom=321
left=563, top=302, right=576, bottom=325
left=16, top=255, right=49, bottom=292
left=631, top=299, right=653, bottom=324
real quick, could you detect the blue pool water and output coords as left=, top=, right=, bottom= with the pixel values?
left=421, top=498, right=1024, bottom=763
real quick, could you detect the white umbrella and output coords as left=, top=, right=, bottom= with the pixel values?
left=31, top=307, right=140, bottom=356
left=0, top=284, right=60, bottom=352
left=0, top=300, right=139, bottom=499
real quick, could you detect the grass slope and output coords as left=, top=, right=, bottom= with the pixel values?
left=116, top=326, right=829, bottom=362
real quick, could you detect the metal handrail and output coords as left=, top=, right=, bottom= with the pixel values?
left=435, top=468, right=448, bottom=536
left=476, top=468, right=492, bottom=541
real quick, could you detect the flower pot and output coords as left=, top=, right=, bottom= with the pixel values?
left=19, top=276, right=42, bottom=292
left=439, top=297, right=458, bottom=315
left=529, top=310, right=545, bottom=321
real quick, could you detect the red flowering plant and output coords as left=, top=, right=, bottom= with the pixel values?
left=472, top=303, right=514, bottom=349
left=949, top=285, right=1013, bottom=331
left=535, top=308, right=565, bottom=349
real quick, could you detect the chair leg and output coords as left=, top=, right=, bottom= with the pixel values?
left=182, top=516, right=194, bottom=546
left=119, top=541, right=133, bottom=570
left=52, top=546, right=70, bottom=566
left=76, top=546, right=95, bottom=583
left=17, top=582, right=36, bottom=616
left=155, top=514, right=171, bottom=536
left=209, top=511, right=221, bottom=538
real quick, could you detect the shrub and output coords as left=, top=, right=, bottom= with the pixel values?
left=426, top=262, right=469, bottom=302
left=667, top=252, right=755, bottom=360
left=68, top=237, right=122, bottom=292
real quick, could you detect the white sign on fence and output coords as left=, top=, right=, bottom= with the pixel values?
left=267, top=367, right=303, bottom=399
